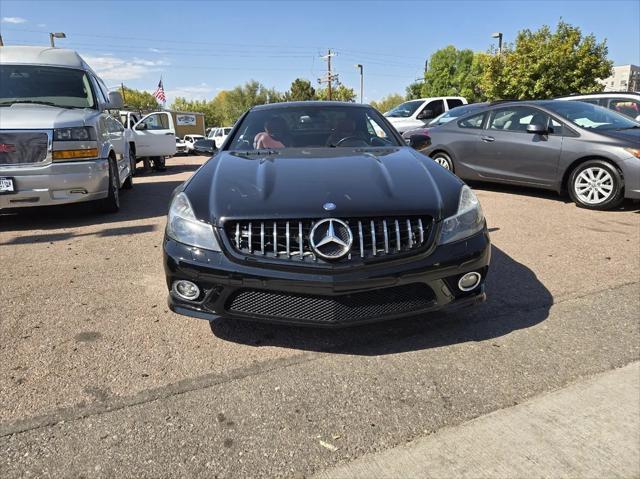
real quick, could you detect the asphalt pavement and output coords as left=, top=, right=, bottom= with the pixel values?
left=1, top=154, right=638, bottom=478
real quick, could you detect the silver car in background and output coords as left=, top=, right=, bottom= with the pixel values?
left=0, top=46, right=131, bottom=213
left=423, top=100, right=640, bottom=210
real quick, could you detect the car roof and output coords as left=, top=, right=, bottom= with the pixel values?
left=251, top=101, right=371, bottom=111
left=0, top=46, right=92, bottom=70
left=556, top=92, right=640, bottom=99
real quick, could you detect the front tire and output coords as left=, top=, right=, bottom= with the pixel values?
left=431, top=151, right=453, bottom=171
left=95, top=156, right=120, bottom=213
left=568, top=160, right=624, bottom=210
left=122, top=150, right=134, bottom=190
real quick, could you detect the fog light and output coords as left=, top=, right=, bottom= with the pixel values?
left=458, top=272, right=482, bottom=292
left=172, top=280, right=200, bottom=301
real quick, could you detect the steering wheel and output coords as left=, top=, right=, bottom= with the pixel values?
left=334, top=136, right=369, bottom=147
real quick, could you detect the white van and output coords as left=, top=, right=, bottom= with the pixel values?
left=0, top=46, right=131, bottom=212
left=383, top=96, right=468, bottom=133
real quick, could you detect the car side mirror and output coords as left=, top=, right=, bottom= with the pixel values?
left=107, top=91, right=124, bottom=109
left=135, top=122, right=147, bottom=131
left=409, top=133, right=431, bottom=150
left=526, top=123, right=547, bottom=135
left=635, top=114, right=640, bottom=122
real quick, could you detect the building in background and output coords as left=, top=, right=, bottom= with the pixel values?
left=599, top=65, right=640, bottom=92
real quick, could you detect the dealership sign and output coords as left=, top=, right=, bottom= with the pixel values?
left=176, top=114, right=197, bottom=126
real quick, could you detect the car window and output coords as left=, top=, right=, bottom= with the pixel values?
left=384, top=100, right=424, bottom=118
left=447, top=99, right=464, bottom=109
left=420, top=100, right=444, bottom=119
left=140, top=113, right=169, bottom=130
left=609, top=99, right=640, bottom=119
left=458, top=112, right=486, bottom=129
left=489, top=107, right=550, bottom=132
left=547, top=101, right=638, bottom=130
left=228, top=105, right=400, bottom=150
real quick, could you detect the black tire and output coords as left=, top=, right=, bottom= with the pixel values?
left=431, top=151, right=454, bottom=172
left=568, top=160, right=624, bottom=210
left=122, top=150, right=134, bottom=190
left=129, top=144, right=137, bottom=177
left=95, top=156, right=120, bottom=213
left=153, top=156, right=167, bottom=172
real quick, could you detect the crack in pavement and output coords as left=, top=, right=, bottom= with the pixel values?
left=1, top=280, right=637, bottom=439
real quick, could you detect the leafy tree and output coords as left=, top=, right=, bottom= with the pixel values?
left=316, top=81, right=356, bottom=102
left=222, top=80, right=282, bottom=123
left=121, top=86, right=160, bottom=110
left=481, top=21, right=612, bottom=100
left=420, top=46, right=484, bottom=102
left=284, top=78, right=316, bottom=101
left=405, top=81, right=423, bottom=100
left=370, top=93, right=405, bottom=114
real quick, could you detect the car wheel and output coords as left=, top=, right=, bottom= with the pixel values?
left=432, top=152, right=453, bottom=171
left=122, top=150, right=134, bottom=190
left=129, top=144, right=137, bottom=177
left=568, top=160, right=624, bottom=210
left=96, top=156, right=120, bottom=213
left=153, top=156, right=167, bottom=172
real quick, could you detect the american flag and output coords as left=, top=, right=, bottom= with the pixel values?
left=153, top=78, right=166, bottom=104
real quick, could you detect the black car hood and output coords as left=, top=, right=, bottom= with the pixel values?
left=186, top=147, right=463, bottom=225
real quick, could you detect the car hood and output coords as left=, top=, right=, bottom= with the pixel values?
left=186, top=147, right=464, bottom=225
left=0, top=104, right=97, bottom=129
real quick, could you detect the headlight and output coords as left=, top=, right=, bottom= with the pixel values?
left=54, top=126, right=96, bottom=141
left=439, top=185, right=485, bottom=244
left=166, top=192, right=220, bottom=251
left=624, top=147, right=640, bottom=159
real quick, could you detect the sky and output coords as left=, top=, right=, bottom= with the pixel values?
left=1, top=0, right=639, bottom=104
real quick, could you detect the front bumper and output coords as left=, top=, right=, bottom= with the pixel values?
left=0, top=159, right=110, bottom=209
left=621, top=157, right=640, bottom=200
left=163, top=229, right=491, bottom=327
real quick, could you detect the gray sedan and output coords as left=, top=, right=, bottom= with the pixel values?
left=423, top=100, right=640, bottom=210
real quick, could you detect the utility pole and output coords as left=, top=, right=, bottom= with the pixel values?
left=318, top=49, right=338, bottom=100
left=121, top=83, right=126, bottom=104
left=0, top=35, right=4, bottom=47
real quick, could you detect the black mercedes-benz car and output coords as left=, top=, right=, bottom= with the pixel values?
left=163, top=102, right=490, bottom=327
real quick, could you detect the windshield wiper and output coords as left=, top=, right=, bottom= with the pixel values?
left=0, top=100, right=58, bottom=107
left=616, top=125, right=640, bottom=130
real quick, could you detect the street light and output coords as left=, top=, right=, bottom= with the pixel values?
left=49, top=32, right=66, bottom=48
left=355, top=64, right=363, bottom=104
left=491, top=32, right=503, bottom=54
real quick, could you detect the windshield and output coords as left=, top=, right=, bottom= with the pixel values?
left=428, top=104, right=485, bottom=126
left=228, top=105, right=400, bottom=150
left=384, top=100, right=424, bottom=118
left=547, top=101, right=639, bottom=131
left=0, top=65, right=96, bottom=109
left=223, top=128, right=232, bottom=135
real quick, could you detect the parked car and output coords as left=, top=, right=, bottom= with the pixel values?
left=192, top=138, right=217, bottom=156
left=402, top=103, right=488, bottom=156
left=384, top=97, right=468, bottom=134
left=175, top=136, right=188, bottom=155
left=183, top=134, right=205, bottom=154
left=423, top=100, right=640, bottom=210
left=556, top=92, right=640, bottom=121
left=119, top=109, right=177, bottom=171
left=164, top=101, right=490, bottom=327
left=0, top=46, right=131, bottom=213
left=208, top=127, right=233, bottom=148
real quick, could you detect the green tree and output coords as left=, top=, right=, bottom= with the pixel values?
left=370, top=93, right=405, bottom=114
left=316, top=81, right=356, bottom=102
left=481, top=21, right=612, bottom=100
left=284, top=78, right=316, bottom=101
left=405, top=81, right=423, bottom=100
left=420, top=46, right=484, bottom=102
left=222, top=80, right=282, bottom=124
left=121, top=86, right=159, bottom=110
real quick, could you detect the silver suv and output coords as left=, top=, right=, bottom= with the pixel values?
left=0, top=46, right=132, bottom=213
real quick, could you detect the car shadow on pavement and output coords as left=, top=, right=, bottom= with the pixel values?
left=468, top=181, right=640, bottom=212
left=0, top=178, right=184, bottom=237
left=209, top=245, right=553, bottom=355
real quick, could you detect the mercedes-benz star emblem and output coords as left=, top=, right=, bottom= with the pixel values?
left=310, top=219, right=353, bottom=260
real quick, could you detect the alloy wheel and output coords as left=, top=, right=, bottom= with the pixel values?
left=574, top=167, right=614, bottom=205
left=433, top=155, right=451, bottom=170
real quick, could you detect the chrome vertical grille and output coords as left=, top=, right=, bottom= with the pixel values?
left=224, top=216, right=433, bottom=264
